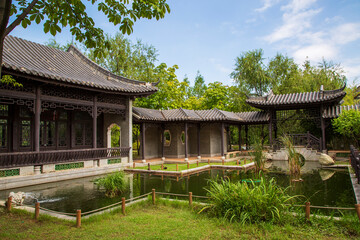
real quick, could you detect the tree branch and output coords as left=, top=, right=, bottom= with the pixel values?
left=5, top=0, right=39, bottom=36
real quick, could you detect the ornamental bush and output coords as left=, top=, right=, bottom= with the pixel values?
left=203, top=177, right=295, bottom=224
left=94, top=171, right=128, bottom=198
left=332, top=109, right=360, bottom=147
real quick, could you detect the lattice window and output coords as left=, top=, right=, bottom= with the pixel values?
left=0, top=119, right=7, bottom=149
left=108, top=159, right=122, bottom=164
left=0, top=168, right=20, bottom=177
left=41, top=85, right=93, bottom=102
left=73, top=111, right=92, bottom=147
left=20, top=120, right=31, bottom=147
left=98, top=94, right=126, bottom=105
left=55, top=162, right=84, bottom=171
left=41, top=101, right=93, bottom=116
left=58, top=122, right=67, bottom=147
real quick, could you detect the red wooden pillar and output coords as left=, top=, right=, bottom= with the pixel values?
left=92, top=96, right=97, bottom=148
left=184, top=122, right=188, bottom=161
left=34, top=86, right=41, bottom=152
left=141, top=122, right=146, bottom=162
left=221, top=123, right=225, bottom=159
left=197, top=123, right=201, bottom=159
left=238, top=125, right=242, bottom=151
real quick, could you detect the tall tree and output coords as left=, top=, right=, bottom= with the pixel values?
left=190, top=71, right=207, bottom=98
left=231, top=49, right=270, bottom=96
left=0, top=0, right=170, bottom=77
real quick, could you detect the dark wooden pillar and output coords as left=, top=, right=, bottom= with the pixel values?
left=34, top=86, right=41, bottom=152
left=238, top=125, right=242, bottom=151
left=269, top=110, right=273, bottom=147
left=141, top=122, right=146, bottom=161
left=320, top=105, right=326, bottom=151
left=221, top=122, right=225, bottom=158
left=245, top=125, right=248, bottom=150
left=184, top=122, right=188, bottom=160
left=92, top=96, right=97, bottom=148
left=197, top=123, right=201, bottom=158
left=274, top=112, right=278, bottom=139
left=161, top=124, right=165, bottom=159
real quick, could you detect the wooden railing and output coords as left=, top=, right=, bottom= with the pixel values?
left=0, top=147, right=131, bottom=168
left=350, top=145, right=360, bottom=184
left=273, top=132, right=321, bottom=152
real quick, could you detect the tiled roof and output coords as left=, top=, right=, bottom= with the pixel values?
left=133, top=107, right=269, bottom=123
left=246, top=86, right=346, bottom=109
left=323, top=104, right=360, bottom=119
left=2, top=35, right=157, bottom=94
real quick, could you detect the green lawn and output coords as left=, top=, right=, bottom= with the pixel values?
left=134, top=160, right=253, bottom=171
left=1, top=199, right=359, bottom=240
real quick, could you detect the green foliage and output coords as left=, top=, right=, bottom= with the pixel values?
left=9, top=0, right=170, bottom=58
left=203, top=177, right=294, bottom=224
left=94, top=171, right=128, bottom=198
left=111, top=125, right=120, bottom=147
left=332, top=110, right=360, bottom=147
left=0, top=75, right=22, bottom=87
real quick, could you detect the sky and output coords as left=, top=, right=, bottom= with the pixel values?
left=9, top=0, right=360, bottom=87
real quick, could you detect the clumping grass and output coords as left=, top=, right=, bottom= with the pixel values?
left=1, top=199, right=360, bottom=240
left=253, top=140, right=265, bottom=172
left=94, top=171, right=128, bottom=197
left=202, top=177, right=296, bottom=224
left=134, top=159, right=253, bottom=171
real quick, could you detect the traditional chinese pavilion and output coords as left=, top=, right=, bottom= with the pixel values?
left=0, top=36, right=156, bottom=177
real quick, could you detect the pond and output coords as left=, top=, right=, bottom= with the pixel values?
left=0, top=163, right=356, bottom=214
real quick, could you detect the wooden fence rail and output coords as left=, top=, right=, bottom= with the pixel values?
left=350, top=145, right=360, bottom=184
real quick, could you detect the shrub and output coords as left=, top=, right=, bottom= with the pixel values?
left=280, top=135, right=302, bottom=180
left=202, top=177, right=294, bottom=224
left=253, top=140, right=265, bottom=172
left=94, top=171, right=128, bottom=198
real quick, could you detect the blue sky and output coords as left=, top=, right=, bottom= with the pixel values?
left=10, top=0, right=360, bottom=87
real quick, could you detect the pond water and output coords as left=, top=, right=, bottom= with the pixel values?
left=0, top=163, right=356, bottom=214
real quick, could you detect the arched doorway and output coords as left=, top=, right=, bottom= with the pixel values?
left=107, top=123, right=121, bottom=148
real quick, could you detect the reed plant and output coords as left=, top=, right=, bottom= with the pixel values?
left=94, top=171, right=128, bottom=198
left=253, top=139, right=265, bottom=173
left=202, top=177, right=295, bottom=224
left=280, top=135, right=302, bottom=180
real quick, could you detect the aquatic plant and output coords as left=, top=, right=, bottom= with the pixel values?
left=202, top=177, right=295, bottom=223
left=280, top=135, right=302, bottom=180
left=253, top=139, right=265, bottom=173
left=94, top=171, right=128, bottom=198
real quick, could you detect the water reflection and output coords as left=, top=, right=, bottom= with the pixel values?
left=0, top=166, right=355, bottom=213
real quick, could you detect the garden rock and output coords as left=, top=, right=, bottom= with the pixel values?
left=319, top=169, right=335, bottom=181
left=9, top=192, right=25, bottom=205
left=319, top=153, right=335, bottom=165
left=263, top=152, right=272, bottom=160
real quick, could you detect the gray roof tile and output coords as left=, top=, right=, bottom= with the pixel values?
left=2, top=36, right=157, bottom=94
left=323, top=104, right=360, bottom=118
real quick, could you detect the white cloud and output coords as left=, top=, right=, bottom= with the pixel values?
left=209, top=58, right=232, bottom=75
left=255, top=0, right=281, bottom=12
left=262, top=0, right=360, bottom=82
left=331, top=23, right=360, bottom=45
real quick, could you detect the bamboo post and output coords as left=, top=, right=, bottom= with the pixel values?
left=244, top=159, right=247, bottom=164
left=197, top=161, right=199, bottom=167
left=76, top=210, right=81, bottom=228
left=355, top=204, right=360, bottom=222
left=35, top=202, right=40, bottom=220
left=187, top=162, right=190, bottom=169
left=176, top=164, right=179, bottom=171
left=161, top=164, right=164, bottom=170
left=152, top=189, right=156, bottom=205
left=7, top=197, right=12, bottom=212
left=305, top=202, right=310, bottom=221
left=122, top=197, right=126, bottom=215
left=133, top=162, right=135, bottom=168
left=189, top=192, right=193, bottom=206
left=222, top=159, right=224, bottom=165
left=148, top=163, right=151, bottom=170
left=237, top=160, right=239, bottom=165
left=208, top=159, right=210, bottom=165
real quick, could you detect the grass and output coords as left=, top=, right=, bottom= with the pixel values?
left=134, top=159, right=253, bottom=171
left=1, top=199, right=360, bottom=240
